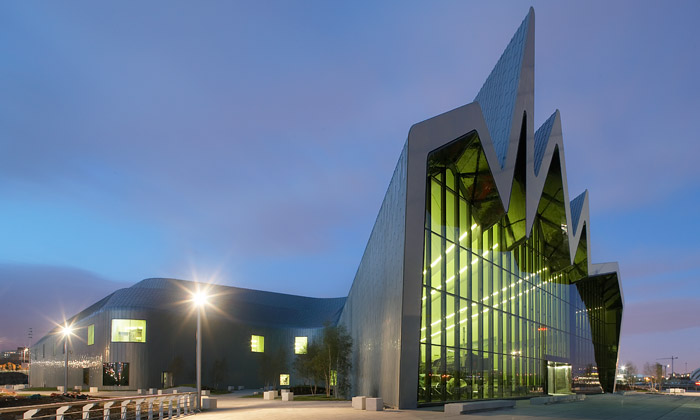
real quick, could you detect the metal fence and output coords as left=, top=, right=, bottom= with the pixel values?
left=0, top=393, right=198, bottom=420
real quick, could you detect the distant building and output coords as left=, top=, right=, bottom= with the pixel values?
left=30, top=8, right=622, bottom=409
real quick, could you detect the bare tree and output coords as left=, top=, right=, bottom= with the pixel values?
left=643, top=362, right=663, bottom=391
left=624, top=361, right=638, bottom=385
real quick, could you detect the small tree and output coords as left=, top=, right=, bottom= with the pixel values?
left=293, top=341, right=325, bottom=395
left=259, top=344, right=289, bottom=389
left=643, top=362, right=663, bottom=391
left=624, top=362, right=638, bottom=385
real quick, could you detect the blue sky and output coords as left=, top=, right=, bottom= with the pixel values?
left=2, top=1, right=699, bottom=373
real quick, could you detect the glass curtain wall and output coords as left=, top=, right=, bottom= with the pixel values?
left=418, top=134, right=599, bottom=403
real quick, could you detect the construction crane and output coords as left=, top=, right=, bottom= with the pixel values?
left=657, top=356, right=679, bottom=377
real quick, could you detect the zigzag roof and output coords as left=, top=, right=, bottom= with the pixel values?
left=468, top=8, right=613, bottom=277
left=405, top=8, right=620, bottom=286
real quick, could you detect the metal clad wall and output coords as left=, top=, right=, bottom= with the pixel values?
left=339, top=142, right=408, bottom=407
left=30, top=280, right=345, bottom=391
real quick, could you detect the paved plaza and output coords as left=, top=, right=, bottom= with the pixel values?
left=191, top=392, right=700, bottom=420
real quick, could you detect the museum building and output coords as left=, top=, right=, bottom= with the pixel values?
left=30, top=8, right=623, bottom=409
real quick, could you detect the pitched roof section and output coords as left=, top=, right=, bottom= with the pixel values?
left=570, top=191, right=587, bottom=235
left=534, top=111, right=557, bottom=176
left=474, top=9, right=532, bottom=169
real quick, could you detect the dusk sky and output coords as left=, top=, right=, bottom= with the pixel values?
left=2, top=1, right=699, bottom=374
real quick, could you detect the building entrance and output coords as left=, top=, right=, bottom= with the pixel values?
left=161, top=371, right=173, bottom=389
left=547, top=361, right=572, bottom=395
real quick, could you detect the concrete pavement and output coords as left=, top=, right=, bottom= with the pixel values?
left=192, top=392, right=700, bottom=420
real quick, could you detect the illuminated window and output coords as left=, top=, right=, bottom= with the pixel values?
left=294, top=337, right=307, bottom=354
left=87, top=324, right=95, bottom=346
left=330, top=370, right=337, bottom=386
left=280, top=374, right=290, bottom=386
left=251, top=335, right=264, bottom=353
left=111, top=319, right=146, bottom=343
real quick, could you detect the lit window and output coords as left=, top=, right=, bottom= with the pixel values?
left=87, top=324, right=95, bottom=346
left=330, top=370, right=337, bottom=386
left=111, top=319, right=146, bottom=343
left=251, top=335, right=264, bottom=353
left=294, top=337, right=307, bottom=354
left=280, top=374, right=290, bottom=386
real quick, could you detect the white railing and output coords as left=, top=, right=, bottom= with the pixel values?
left=0, top=392, right=197, bottom=420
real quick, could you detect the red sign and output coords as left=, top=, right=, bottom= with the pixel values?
left=695, top=381, right=700, bottom=386
left=537, top=327, right=547, bottom=331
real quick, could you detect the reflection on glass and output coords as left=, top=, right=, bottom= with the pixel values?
left=418, top=133, right=600, bottom=403
left=102, top=362, right=129, bottom=386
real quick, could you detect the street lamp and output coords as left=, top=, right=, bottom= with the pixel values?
left=192, top=291, right=208, bottom=411
left=61, top=325, right=73, bottom=394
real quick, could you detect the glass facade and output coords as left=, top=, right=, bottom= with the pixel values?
left=418, top=134, right=600, bottom=403
left=111, top=319, right=146, bottom=343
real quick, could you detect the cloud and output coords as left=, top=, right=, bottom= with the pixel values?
left=622, top=297, right=700, bottom=335
left=0, top=263, right=130, bottom=349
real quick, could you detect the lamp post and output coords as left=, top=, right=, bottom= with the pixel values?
left=192, top=292, right=208, bottom=411
left=61, top=326, right=72, bottom=394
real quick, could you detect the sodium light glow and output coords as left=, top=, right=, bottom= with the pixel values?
left=61, top=325, right=73, bottom=337
left=192, top=291, right=208, bottom=307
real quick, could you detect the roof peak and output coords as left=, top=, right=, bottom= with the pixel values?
left=474, top=9, right=534, bottom=169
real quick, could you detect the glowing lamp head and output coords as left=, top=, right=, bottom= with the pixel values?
left=61, top=325, right=73, bottom=337
left=192, top=291, right=208, bottom=307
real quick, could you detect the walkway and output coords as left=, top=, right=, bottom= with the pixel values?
left=192, top=392, right=700, bottom=420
